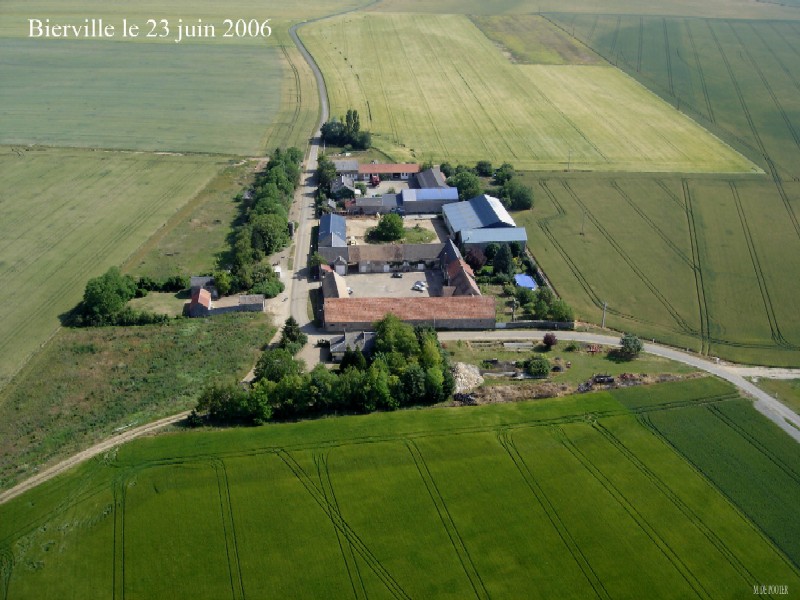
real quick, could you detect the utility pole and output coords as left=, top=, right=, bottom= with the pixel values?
left=602, top=302, right=607, bottom=328
left=567, top=149, right=572, bottom=172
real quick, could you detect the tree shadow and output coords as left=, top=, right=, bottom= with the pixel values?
left=605, top=349, right=635, bottom=363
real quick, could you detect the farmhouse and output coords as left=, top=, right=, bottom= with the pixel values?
left=323, top=296, right=495, bottom=331
left=330, top=331, right=376, bottom=362
left=319, top=213, right=347, bottom=248
left=439, top=240, right=480, bottom=297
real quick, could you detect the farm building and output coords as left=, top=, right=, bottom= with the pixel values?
left=190, top=275, right=218, bottom=300
left=322, top=270, right=349, bottom=298
left=348, top=243, right=445, bottom=273
left=514, top=274, right=538, bottom=290
left=356, top=194, right=400, bottom=215
left=439, top=240, right=480, bottom=297
left=400, top=188, right=459, bottom=214
left=323, top=296, right=495, bottom=331
left=333, top=159, right=359, bottom=177
left=319, top=213, right=347, bottom=248
left=238, top=294, right=266, bottom=312
left=330, top=331, right=376, bottom=362
left=460, top=227, right=528, bottom=249
left=442, top=194, right=516, bottom=236
left=188, top=288, right=212, bottom=318
left=414, top=167, right=449, bottom=189
left=358, top=163, right=420, bottom=181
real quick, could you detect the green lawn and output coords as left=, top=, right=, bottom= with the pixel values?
left=301, top=13, right=755, bottom=172
left=0, top=147, right=227, bottom=389
left=0, top=313, right=274, bottom=490
left=753, top=379, right=800, bottom=415
left=1, top=378, right=799, bottom=597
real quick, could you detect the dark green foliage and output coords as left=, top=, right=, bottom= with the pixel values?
left=499, top=178, right=534, bottom=210
left=514, top=286, right=574, bottom=322
left=278, top=317, right=308, bottom=353
left=321, top=109, right=371, bottom=149
left=493, top=244, right=515, bottom=277
left=316, top=154, right=338, bottom=193
left=493, top=162, right=515, bottom=186
left=525, top=355, right=550, bottom=377
left=375, top=314, right=419, bottom=357
left=254, top=348, right=305, bottom=383
left=196, top=382, right=271, bottom=425
left=371, top=213, right=404, bottom=241
left=447, top=170, right=482, bottom=200
left=543, top=332, right=557, bottom=348
left=439, top=162, right=454, bottom=178
left=250, top=278, right=284, bottom=299
left=484, top=243, right=500, bottom=260
left=620, top=333, right=644, bottom=357
left=74, top=267, right=168, bottom=327
left=475, top=160, right=493, bottom=177
left=464, top=247, right=487, bottom=270
left=339, top=347, right=368, bottom=371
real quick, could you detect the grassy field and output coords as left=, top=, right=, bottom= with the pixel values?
left=1, top=378, right=799, bottom=597
left=0, top=147, right=228, bottom=389
left=753, top=378, right=800, bottom=415
left=0, top=0, right=373, bottom=154
left=301, top=13, right=755, bottom=172
left=0, top=313, right=274, bottom=490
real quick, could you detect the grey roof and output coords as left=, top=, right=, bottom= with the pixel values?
left=442, top=195, right=516, bottom=234
left=414, top=167, right=449, bottom=189
left=239, top=294, right=265, bottom=305
left=356, top=194, right=400, bottom=210
left=461, top=227, right=528, bottom=245
left=348, top=243, right=445, bottom=264
left=331, top=175, right=356, bottom=194
left=401, top=188, right=459, bottom=203
left=330, top=331, right=376, bottom=355
left=190, top=276, right=214, bottom=289
left=333, top=159, right=359, bottom=173
left=319, top=213, right=347, bottom=247
left=322, top=271, right=348, bottom=298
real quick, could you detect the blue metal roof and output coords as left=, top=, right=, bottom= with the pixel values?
left=514, top=274, right=538, bottom=290
left=402, top=188, right=459, bottom=203
left=442, top=194, right=516, bottom=233
left=320, top=213, right=346, bottom=246
left=460, top=227, right=528, bottom=245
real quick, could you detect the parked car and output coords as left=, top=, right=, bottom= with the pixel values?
left=414, top=280, right=426, bottom=288
left=392, top=272, right=403, bottom=278
left=347, top=287, right=353, bottom=295
left=412, top=284, right=425, bottom=292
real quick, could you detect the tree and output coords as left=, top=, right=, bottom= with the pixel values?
left=316, top=154, right=337, bottom=192
left=250, top=213, right=290, bottom=256
left=375, top=314, right=420, bottom=357
left=339, top=346, right=367, bottom=371
left=549, top=299, right=574, bottom=322
left=464, top=247, right=487, bottom=270
left=372, top=213, right=404, bottom=241
left=494, top=162, right=515, bottom=186
left=484, top=243, right=500, bottom=261
left=447, top=171, right=482, bottom=200
left=80, top=267, right=137, bottom=325
left=525, top=355, right=550, bottom=378
left=493, top=244, right=515, bottom=277
left=254, top=348, right=305, bottom=383
left=475, top=160, right=493, bottom=177
left=439, top=162, right=454, bottom=178
left=279, top=316, right=307, bottom=352
left=501, top=178, right=534, bottom=210
left=212, top=270, right=232, bottom=296
left=542, top=332, right=557, bottom=349
left=620, top=333, right=644, bottom=358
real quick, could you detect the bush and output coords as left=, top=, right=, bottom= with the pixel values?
left=543, top=333, right=557, bottom=349
left=525, top=355, right=550, bottom=378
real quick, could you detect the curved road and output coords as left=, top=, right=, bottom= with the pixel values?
left=2, top=10, right=799, bottom=505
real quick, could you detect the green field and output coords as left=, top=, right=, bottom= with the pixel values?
left=0, top=147, right=228, bottom=388
left=1, top=378, right=799, bottom=597
left=0, top=313, right=274, bottom=490
left=753, top=378, right=800, bottom=415
left=301, top=13, right=755, bottom=172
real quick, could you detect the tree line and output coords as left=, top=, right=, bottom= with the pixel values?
left=190, top=314, right=455, bottom=425
left=439, top=160, right=534, bottom=211
left=320, top=109, right=371, bottom=151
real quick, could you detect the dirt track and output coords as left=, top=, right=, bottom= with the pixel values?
left=0, top=411, right=190, bottom=506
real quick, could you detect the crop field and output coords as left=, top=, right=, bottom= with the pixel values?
left=1, top=378, right=799, bottom=597
left=300, top=13, right=755, bottom=172
left=0, top=313, right=274, bottom=490
left=501, top=15, right=800, bottom=365
left=0, top=0, right=375, bottom=154
left=0, top=147, right=227, bottom=389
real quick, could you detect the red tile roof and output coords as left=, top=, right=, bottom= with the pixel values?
left=324, top=296, right=494, bottom=325
left=358, top=163, right=420, bottom=175
left=190, top=288, right=211, bottom=308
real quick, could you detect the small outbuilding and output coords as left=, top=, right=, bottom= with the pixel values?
left=238, top=294, right=266, bottom=312
left=188, top=288, right=212, bottom=318
left=330, top=331, right=376, bottom=362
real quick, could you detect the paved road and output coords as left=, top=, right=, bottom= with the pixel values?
left=437, top=330, right=800, bottom=443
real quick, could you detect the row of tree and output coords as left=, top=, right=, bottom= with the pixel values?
left=509, top=285, right=574, bottom=322
left=227, top=147, right=302, bottom=294
left=190, top=315, right=455, bottom=425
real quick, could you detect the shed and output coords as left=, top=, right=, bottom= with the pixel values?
left=239, top=294, right=266, bottom=312
left=188, top=288, right=212, bottom=318
left=330, top=331, right=376, bottom=362
left=414, top=167, right=449, bottom=189
left=401, top=188, right=459, bottom=214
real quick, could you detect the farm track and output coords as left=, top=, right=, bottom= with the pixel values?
left=275, top=449, right=411, bottom=599
left=729, top=182, right=796, bottom=349
left=706, top=21, right=800, bottom=241
left=592, top=422, right=757, bottom=588
left=663, top=19, right=675, bottom=97
left=638, top=412, right=800, bottom=574
left=497, top=430, right=610, bottom=600
left=405, top=440, right=489, bottom=600
left=707, top=405, right=800, bottom=486
left=112, top=476, right=127, bottom=600
left=213, top=459, right=245, bottom=600
left=748, top=24, right=800, bottom=97
left=610, top=180, right=693, bottom=269
left=315, top=452, right=368, bottom=600
left=682, top=180, right=711, bottom=356
left=559, top=180, right=696, bottom=336
left=553, top=426, right=712, bottom=599
left=685, top=21, right=715, bottom=124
